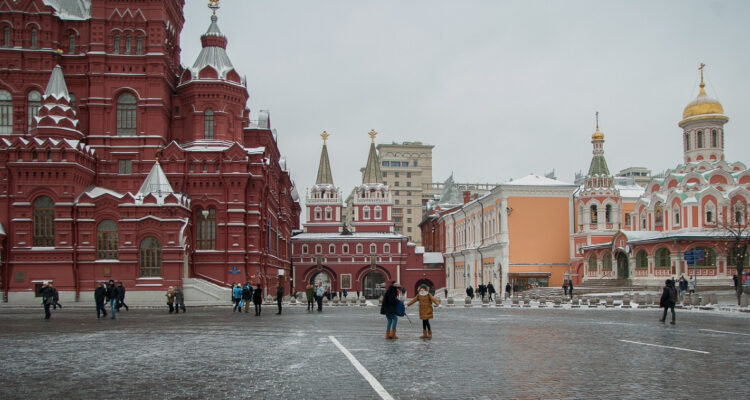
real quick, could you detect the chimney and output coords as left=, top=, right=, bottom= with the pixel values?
left=463, top=191, right=471, bottom=204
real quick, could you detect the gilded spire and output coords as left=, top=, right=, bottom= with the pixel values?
left=315, top=132, right=334, bottom=185
left=591, top=111, right=604, bottom=141
left=208, top=0, right=220, bottom=15
left=699, top=62, right=706, bottom=91
left=361, top=130, right=383, bottom=184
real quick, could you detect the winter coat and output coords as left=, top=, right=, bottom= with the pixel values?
left=660, top=285, right=677, bottom=308
left=242, top=285, right=253, bottom=300
left=106, top=285, right=119, bottom=302
left=487, top=283, right=496, bottom=294
left=252, top=287, right=263, bottom=304
left=174, top=287, right=184, bottom=304
left=315, top=285, right=326, bottom=298
left=276, top=285, right=283, bottom=301
left=407, top=293, right=440, bottom=320
left=380, top=290, right=399, bottom=315
left=505, top=283, right=511, bottom=293
left=305, top=285, right=314, bottom=301
left=165, top=289, right=175, bottom=304
left=94, top=286, right=107, bottom=304
left=117, top=285, right=126, bottom=301
left=40, top=286, right=54, bottom=305
left=232, top=286, right=242, bottom=300
left=679, top=279, right=688, bottom=291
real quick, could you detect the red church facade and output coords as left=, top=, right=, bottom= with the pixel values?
left=291, top=133, right=444, bottom=298
left=0, top=0, right=300, bottom=302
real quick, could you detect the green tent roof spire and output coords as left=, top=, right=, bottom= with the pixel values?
left=361, top=130, right=383, bottom=184
left=315, top=131, right=334, bottom=185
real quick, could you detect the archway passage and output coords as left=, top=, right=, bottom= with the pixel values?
left=414, top=279, right=435, bottom=295
left=362, top=270, right=386, bottom=299
left=616, top=252, right=629, bottom=279
left=310, top=271, right=331, bottom=290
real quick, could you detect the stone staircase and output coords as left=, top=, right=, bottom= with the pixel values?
left=578, top=278, right=646, bottom=293
left=182, top=278, right=231, bottom=302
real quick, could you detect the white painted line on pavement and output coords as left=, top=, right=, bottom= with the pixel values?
left=699, top=329, right=750, bottom=337
left=329, top=335, right=394, bottom=400
left=619, top=339, right=709, bottom=354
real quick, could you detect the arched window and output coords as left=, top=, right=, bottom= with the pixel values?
left=30, top=28, right=37, bottom=49
left=314, top=207, right=322, bottom=220
left=301, top=244, right=308, bottom=254
left=136, top=36, right=144, bottom=54
left=342, top=244, right=349, bottom=254
left=641, top=212, right=647, bottom=229
left=27, top=90, right=41, bottom=129
left=315, top=244, right=322, bottom=254
left=329, top=244, right=335, bottom=254
left=654, top=203, right=663, bottom=227
left=588, top=254, right=597, bottom=271
left=693, top=246, right=716, bottom=267
left=635, top=250, right=648, bottom=269
left=356, top=244, right=363, bottom=254
left=673, top=206, right=680, bottom=226
left=590, top=205, right=598, bottom=224
left=33, top=196, right=55, bottom=246
left=383, top=244, right=390, bottom=253
left=697, top=130, right=703, bottom=148
left=374, top=206, right=382, bottom=220
left=116, top=93, right=137, bottom=136
left=204, top=109, right=214, bottom=139
left=124, top=34, right=132, bottom=54
left=605, top=204, right=612, bottom=223
left=369, top=243, right=377, bottom=254
left=196, top=207, right=216, bottom=250
left=68, top=33, right=75, bottom=54
left=734, top=202, right=745, bottom=225
left=113, top=34, right=120, bottom=53
left=363, top=206, right=370, bottom=220
left=139, top=237, right=161, bottom=277
left=705, top=202, right=715, bottom=224
left=2, top=26, right=10, bottom=47
left=325, top=207, right=332, bottom=220
left=685, top=132, right=691, bottom=151
left=655, top=248, right=670, bottom=268
left=711, top=129, right=718, bottom=147
left=601, top=252, right=612, bottom=270
left=97, top=220, right=118, bottom=259
left=0, top=90, right=12, bottom=135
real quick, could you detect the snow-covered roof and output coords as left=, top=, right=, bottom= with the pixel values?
left=292, top=232, right=406, bottom=241
left=505, top=174, right=573, bottom=186
left=423, top=252, right=444, bottom=264
left=80, top=186, right=125, bottom=199
left=190, top=46, right=235, bottom=80
left=137, top=161, right=174, bottom=197
left=43, top=65, right=70, bottom=101
left=43, top=0, right=91, bottom=21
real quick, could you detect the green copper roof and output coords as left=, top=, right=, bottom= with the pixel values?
left=362, top=141, right=383, bottom=184
left=315, top=143, right=334, bottom=185
left=588, top=155, right=610, bottom=176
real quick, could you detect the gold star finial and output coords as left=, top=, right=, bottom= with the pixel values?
left=699, top=63, right=706, bottom=88
left=368, top=129, right=377, bottom=143
left=320, top=131, right=330, bottom=144
left=208, top=0, right=220, bottom=15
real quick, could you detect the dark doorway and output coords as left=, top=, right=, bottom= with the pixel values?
left=616, top=252, right=629, bottom=279
left=362, top=270, right=386, bottom=299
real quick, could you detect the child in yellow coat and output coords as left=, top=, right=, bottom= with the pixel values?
left=406, top=284, right=440, bottom=339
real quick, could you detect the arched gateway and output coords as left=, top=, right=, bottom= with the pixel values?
left=362, top=270, right=386, bottom=299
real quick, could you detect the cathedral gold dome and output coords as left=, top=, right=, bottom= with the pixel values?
left=682, top=83, right=724, bottom=119
left=591, top=129, right=604, bottom=141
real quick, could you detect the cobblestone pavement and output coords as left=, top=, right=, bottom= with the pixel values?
left=1, top=305, right=749, bottom=399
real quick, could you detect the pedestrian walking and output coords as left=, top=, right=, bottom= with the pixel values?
left=242, top=282, right=253, bottom=313
left=407, top=284, right=440, bottom=339
left=252, top=284, right=263, bottom=316
left=380, top=283, right=401, bottom=340
left=659, top=279, right=677, bottom=325
left=116, top=281, right=129, bottom=311
left=563, top=280, right=569, bottom=296
left=305, top=283, right=315, bottom=311
left=174, top=286, right=186, bottom=313
left=315, top=282, right=325, bottom=312
left=486, top=283, right=496, bottom=301
left=165, top=286, right=176, bottom=313
left=688, top=277, right=696, bottom=294
left=733, top=274, right=739, bottom=290
left=40, top=282, right=54, bottom=319
left=94, top=282, right=108, bottom=318
left=106, top=279, right=119, bottom=319
left=46, top=282, right=62, bottom=310
left=276, top=282, right=283, bottom=315
left=232, top=283, right=243, bottom=312
left=568, top=279, right=574, bottom=300
left=678, top=276, right=688, bottom=299
left=505, top=282, right=511, bottom=300
left=466, top=285, right=474, bottom=300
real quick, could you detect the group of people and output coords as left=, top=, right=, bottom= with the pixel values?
left=165, top=286, right=186, bottom=314
left=39, top=282, right=62, bottom=319
left=466, top=284, right=496, bottom=301
left=93, top=280, right=129, bottom=319
left=562, top=279, right=574, bottom=299
left=381, top=283, right=440, bottom=339
left=305, top=282, right=327, bottom=312
left=230, top=282, right=286, bottom=316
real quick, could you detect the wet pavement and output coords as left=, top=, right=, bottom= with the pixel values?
left=1, top=304, right=749, bottom=399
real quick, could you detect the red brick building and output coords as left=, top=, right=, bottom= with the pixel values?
left=0, top=1, right=300, bottom=302
left=291, top=132, right=444, bottom=298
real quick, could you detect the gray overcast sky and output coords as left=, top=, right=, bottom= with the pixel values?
left=181, top=0, right=750, bottom=211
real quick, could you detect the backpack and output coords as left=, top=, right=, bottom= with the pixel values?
left=396, top=300, right=406, bottom=317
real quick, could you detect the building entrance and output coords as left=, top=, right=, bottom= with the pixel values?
left=310, top=271, right=332, bottom=293
left=362, top=271, right=386, bottom=299
left=616, top=252, right=629, bottom=279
